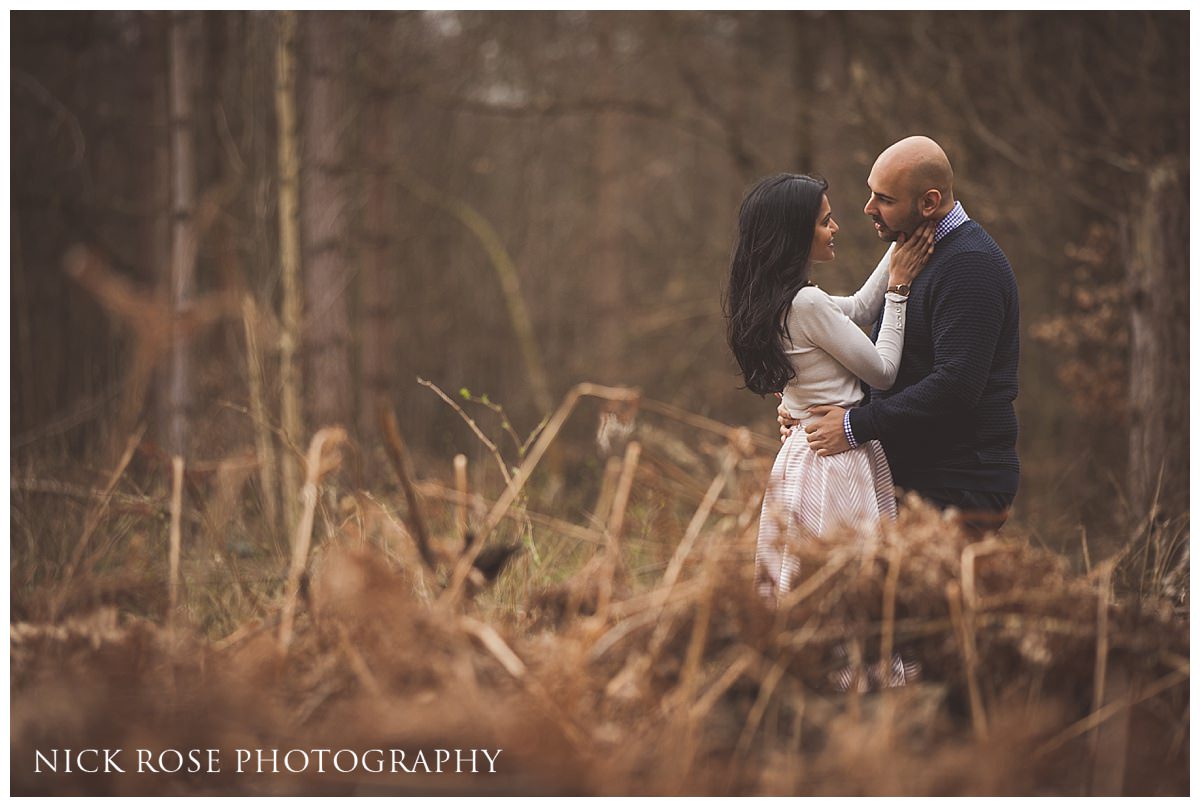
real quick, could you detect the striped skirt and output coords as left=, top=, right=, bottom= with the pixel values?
left=754, top=428, right=896, bottom=602
left=754, top=429, right=922, bottom=690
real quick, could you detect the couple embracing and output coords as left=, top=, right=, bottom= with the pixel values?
left=724, top=136, right=1020, bottom=603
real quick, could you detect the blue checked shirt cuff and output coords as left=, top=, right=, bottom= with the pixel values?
left=843, top=410, right=859, bottom=450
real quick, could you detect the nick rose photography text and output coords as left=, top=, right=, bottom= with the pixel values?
left=33, top=747, right=503, bottom=775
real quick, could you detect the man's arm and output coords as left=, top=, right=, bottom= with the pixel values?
left=848, top=253, right=1009, bottom=444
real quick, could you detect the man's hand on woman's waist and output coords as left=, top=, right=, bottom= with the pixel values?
left=804, top=405, right=850, bottom=456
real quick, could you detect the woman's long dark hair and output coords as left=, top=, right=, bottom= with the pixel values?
left=723, top=173, right=829, bottom=395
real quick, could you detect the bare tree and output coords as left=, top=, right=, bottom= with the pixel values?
left=358, top=13, right=400, bottom=446
left=300, top=11, right=353, bottom=430
left=590, top=13, right=626, bottom=383
left=276, top=10, right=304, bottom=529
left=1127, top=162, right=1188, bottom=520
left=166, top=10, right=200, bottom=457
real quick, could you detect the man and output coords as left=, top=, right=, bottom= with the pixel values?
left=781, top=136, right=1020, bottom=533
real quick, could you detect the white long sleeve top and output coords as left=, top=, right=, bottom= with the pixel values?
left=780, top=244, right=908, bottom=421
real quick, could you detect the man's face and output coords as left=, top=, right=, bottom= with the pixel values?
left=863, top=162, right=923, bottom=242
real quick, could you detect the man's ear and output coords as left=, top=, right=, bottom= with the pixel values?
left=919, top=189, right=942, bottom=217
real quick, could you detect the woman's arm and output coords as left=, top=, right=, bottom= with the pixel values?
left=829, top=223, right=935, bottom=327
left=829, top=244, right=892, bottom=327
left=790, top=286, right=909, bottom=390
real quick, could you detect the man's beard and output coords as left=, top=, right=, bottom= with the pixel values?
left=872, top=219, right=901, bottom=241
left=871, top=203, right=922, bottom=242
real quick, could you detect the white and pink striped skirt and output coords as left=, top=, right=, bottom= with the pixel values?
left=754, top=429, right=896, bottom=602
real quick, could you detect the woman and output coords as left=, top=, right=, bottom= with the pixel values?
left=723, top=173, right=933, bottom=603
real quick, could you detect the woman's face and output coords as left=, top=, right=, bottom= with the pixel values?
left=810, top=194, right=839, bottom=263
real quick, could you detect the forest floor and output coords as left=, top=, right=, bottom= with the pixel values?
left=9, top=387, right=1190, bottom=796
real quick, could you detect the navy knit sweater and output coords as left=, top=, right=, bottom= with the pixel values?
left=848, top=220, right=1020, bottom=495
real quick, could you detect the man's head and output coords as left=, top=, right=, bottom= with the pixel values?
left=864, top=136, right=955, bottom=242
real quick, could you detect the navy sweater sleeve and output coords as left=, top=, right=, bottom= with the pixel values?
left=848, top=252, right=1006, bottom=442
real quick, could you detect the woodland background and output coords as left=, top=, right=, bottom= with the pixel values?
left=7, top=11, right=1191, bottom=797
left=11, top=10, right=1189, bottom=564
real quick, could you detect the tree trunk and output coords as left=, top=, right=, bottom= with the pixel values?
left=1127, top=162, right=1188, bottom=521
left=358, top=14, right=399, bottom=449
left=166, top=11, right=199, bottom=458
left=300, top=11, right=353, bottom=430
left=790, top=12, right=816, bottom=171
left=142, top=13, right=172, bottom=460
left=591, top=13, right=625, bottom=384
left=276, top=10, right=304, bottom=530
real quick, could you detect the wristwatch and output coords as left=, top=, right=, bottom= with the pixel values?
left=886, top=284, right=911, bottom=297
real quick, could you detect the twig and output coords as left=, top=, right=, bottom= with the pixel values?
left=453, top=453, right=469, bottom=540
left=676, top=551, right=717, bottom=705
left=636, top=449, right=719, bottom=505
left=594, top=441, right=641, bottom=624
left=956, top=538, right=1009, bottom=739
left=775, top=552, right=853, bottom=616
left=947, top=581, right=988, bottom=741
left=1036, top=668, right=1189, bottom=757
left=639, top=396, right=777, bottom=452
left=12, top=381, right=122, bottom=450
left=1158, top=651, right=1189, bottom=676
left=587, top=578, right=707, bottom=662
left=459, top=616, right=589, bottom=752
left=591, top=455, right=623, bottom=530
left=687, top=648, right=756, bottom=723
left=639, top=449, right=737, bottom=670
left=634, top=465, right=748, bottom=518
left=13, top=70, right=86, bottom=168
left=279, top=427, right=347, bottom=651
left=216, top=400, right=296, bottom=449
left=880, top=547, right=902, bottom=692
left=517, top=414, right=550, bottom=458
left=438, top=383, right=641, bottom=609
left=168, top=455, right=185, bottom=619
left=417, top=377, right=512, bottom=485
left=655, top=447, right=737, bottom=607
left=414, top=480, right=605, bottom=547
left=960, top=538, right=1010, bottom=610
left=1089, top=562, right=1115, bottom=758
left=336, top=622, right=383, bottom=698
left=242, top=294, right=280, bottom=543
left=606, top=441, right=641, bottom=547
left=660, top=562, right=726, bottom=791
left=460, top=616, right=527, bottom=678
left=457, top=388, right=525, bottom=457
left=211, top=617, right=272, bottom=653
left=736, top=658, right=787, bottom=758
left=62, top=423, right=146, bottom=587
left=378, top=403, right=438, bottom=573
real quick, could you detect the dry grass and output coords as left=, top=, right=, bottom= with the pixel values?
left=9, top=387, right=1189, bottom=796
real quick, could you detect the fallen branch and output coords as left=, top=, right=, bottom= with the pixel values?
left=379, top=402, right=438, bottom=573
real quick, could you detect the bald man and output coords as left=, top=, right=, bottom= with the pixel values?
left=786, top=136, right=1021, bottom=533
